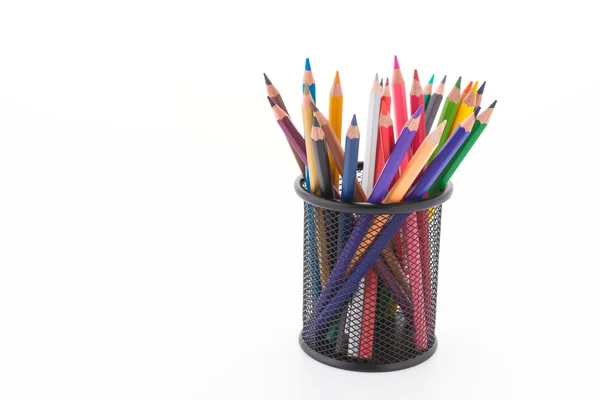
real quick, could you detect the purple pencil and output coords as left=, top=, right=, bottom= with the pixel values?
left=268, top=97, right=307, bottom=165
left=308, top=112, right=477, bottom=340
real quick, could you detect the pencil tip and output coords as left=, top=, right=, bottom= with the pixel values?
left=490, top=100, right=497, bottom=108
left=478, top=81, right=487, bottom=94
left=413, top=104, right=424, bottom=118
left=394, top=55, right=399, bottom=70
left=385, top=77, right=389, bottom=86
left=305, top=58, right=311, bottom=71
left=374, top=73, right=379, bottom=82
left=428, top=74, right=435, bottom=84
left=351, top=114, right=357, bottom=126
left=334, top=70, right=340, bottom=84
left=380, top=78, right=383, bottom=86
left=441, top=75, right=447, bottom=84
left=267, top=96, right=275, bottom=107
left=263, top=73, right=272, bottom=85
left=473, top=106, right=481, bottom=117
left=310, top=101, right=319, bottom=112
left=413, top=69, right=419, bottom=80
left=455, top=76, right=462, bottom=88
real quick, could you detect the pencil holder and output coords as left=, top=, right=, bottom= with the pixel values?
left=294, top=165, right=453, bottom=372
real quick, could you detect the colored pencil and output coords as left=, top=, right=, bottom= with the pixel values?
left=430, top=101, right=496, bottom=196
left=303, top=85, right=319, bottom=194
left=268, top=98, right=308, bottom=166
left=425, top=75, right=446, bottom=134
left=341, top=115, right=360, bottom=201
left=385, top=121, right=444, bottom=351
left=385, top=121, right=446, bottom=203
left=428, top=77, right=461, bottom=163
left=459, top=80, right=473, bottom=104
left=392, top=56, right=410, bottom=172
left=449, top=87, right=476, bottom=136
left=303, top=58, right=316, bottom=102
left=265, top=74, right=305, bottom=174
left=328, top=71, right=343, bottom=187
left=375, top=100, right=395, bottom=185
left=311, top=117, right=333, bottom=199
left=423, top=73, right=434, bottom=109
left=475, top=81, right=486, bottom=107
left=380, top=78, right=391, bottom=119
left=362, top=74, right=382, bottom=197
left=410, top=69, right=426, bottom=154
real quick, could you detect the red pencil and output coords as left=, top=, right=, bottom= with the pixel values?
left=392, top=56, right=410, bottom=173
left=409, top=69, right=426, bottom=154
left=459, top=81, right=473, bottom=104
left=374, top=101, right=395, bottom=185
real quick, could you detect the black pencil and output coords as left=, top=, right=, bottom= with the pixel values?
left=311, top=116, right=333, bottom=199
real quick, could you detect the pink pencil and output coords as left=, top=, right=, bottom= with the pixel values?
left=392, top=56, right=410, bottom=173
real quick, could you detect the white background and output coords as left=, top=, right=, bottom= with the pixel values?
left=1, top=1, right=599, bottom=399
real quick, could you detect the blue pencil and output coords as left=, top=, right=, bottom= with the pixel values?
left=307, top=112, right=477, bottom=340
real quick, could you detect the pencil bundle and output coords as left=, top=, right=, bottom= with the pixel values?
left=265, top=57, right=496, bottom=364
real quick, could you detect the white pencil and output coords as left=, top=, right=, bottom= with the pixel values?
left=361, top=74, right=382, bottom=197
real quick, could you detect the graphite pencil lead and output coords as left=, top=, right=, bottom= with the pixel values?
left=263, top=73, right=272, bottom=85
left=441, top=75, right=447, bottom=84
left=478, top=81, right=487, bottom=95
left=379, top=78, right=383, bottom=86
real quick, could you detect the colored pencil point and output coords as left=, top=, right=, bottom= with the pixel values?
left=305, top=58, right=311, bottom=71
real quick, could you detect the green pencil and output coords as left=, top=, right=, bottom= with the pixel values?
left=423, top=73, right=435, bottom=109
left=429, top=100, right=497, bottom=196
left=427, top=76, right=461, bottom=164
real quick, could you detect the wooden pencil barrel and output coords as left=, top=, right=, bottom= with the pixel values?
left=295, top=164, right=452, bottom=372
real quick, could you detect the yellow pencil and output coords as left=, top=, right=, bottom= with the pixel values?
left=328, top=71, right=343, bottom=187
left=448, top=89, right=476, bottom=138
left=471, top=80, right=479, bottom=95
left=303, top=85, right=320, bottom=194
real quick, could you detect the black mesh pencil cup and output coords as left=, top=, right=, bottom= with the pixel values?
left=294, top=168, right=453, bottom=372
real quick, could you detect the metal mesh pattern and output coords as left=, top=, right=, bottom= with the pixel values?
left=301, top=200, right=443, bottom=367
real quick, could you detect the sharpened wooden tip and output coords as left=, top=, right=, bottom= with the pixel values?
left=427, top=120, right=446, bottom=144
left=346, top=117, right=360, bottom=139
left=477, top=104, right=496, bottom=124
left=462, top=91, right=476, bottom=107
left=334, top=71, right=340, bottom=84
left=271, top=102, right=288, bottom=121
left=461, top=113, right=476, bottom=132
left=311, top=125, right=325, bottom=140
